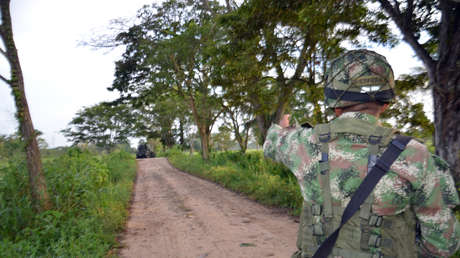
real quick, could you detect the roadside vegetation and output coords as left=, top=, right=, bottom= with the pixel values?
left=0, top=135, right=136, bottom=257
left=165, top=148, right=303, bottom=216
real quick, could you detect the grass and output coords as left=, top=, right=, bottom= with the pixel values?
left=0, top=147, right=136, bottom=257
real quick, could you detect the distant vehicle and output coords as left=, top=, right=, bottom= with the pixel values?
left=136, top=143, right=155, bottom=159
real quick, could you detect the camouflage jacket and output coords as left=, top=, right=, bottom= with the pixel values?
left=263, top=112, right=460, bottom=257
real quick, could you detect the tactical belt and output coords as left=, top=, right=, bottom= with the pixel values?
left=312, top=135, right=412, bottom=258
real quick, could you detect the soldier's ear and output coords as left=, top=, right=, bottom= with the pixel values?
left=335, top=108, right=344, bottom=117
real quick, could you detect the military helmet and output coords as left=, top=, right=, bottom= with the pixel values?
left=324, top=49, right=395, bottom=108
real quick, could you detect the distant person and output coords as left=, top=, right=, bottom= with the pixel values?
left=264, top=50, right=460, bottom=257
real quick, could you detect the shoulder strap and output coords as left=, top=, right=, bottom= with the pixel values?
left=314, top=123, right=333, bottom=218
left=312, top=135, right=412, bottom=258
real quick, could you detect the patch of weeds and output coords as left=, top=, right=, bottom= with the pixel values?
left=0, top=147, right=136, bottom=257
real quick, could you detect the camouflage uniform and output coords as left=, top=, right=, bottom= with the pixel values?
left=265, top=49, right=460, bottom=257
left=264, top=112, right=460, bottom=257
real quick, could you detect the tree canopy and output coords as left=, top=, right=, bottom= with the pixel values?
left=372, top=0, right=460, bottom=183
left=62, top=103, right=135, bottom=149
left=73, top=0, right=459, bottom=184
left=108, top=0, right=225, bottom=159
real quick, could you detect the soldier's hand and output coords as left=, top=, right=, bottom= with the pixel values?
left=280, top=114, right=290, bottom=128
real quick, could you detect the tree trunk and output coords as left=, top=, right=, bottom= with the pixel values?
left=227, top=109, right=250, bottom=153
left=240, top=128, right=249, bottom=153
left=179, top=118, right=185, bottom=148
left=198, top=126, right=210, bottom=160
left=0, top=0, right=51, bottom=211
left=377, top=0, right=460, bottom=185
left=255, top=113, right=270, bottom=145
left=432, top=0, right=460, bottom=184
left=234, top=132, right=244, bottom=153
left=432, top=75, right=460, bottom=184
left=234, top=132, right=247, bottom=153
left=189, top=137, right=194, bottom=155
left=188, top=94, right=212, bottom=160
left=254, top=99, right=287, bottom=145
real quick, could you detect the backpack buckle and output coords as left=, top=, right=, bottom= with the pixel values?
left=319, top=133, right=331, bottom=143
left=312, top=204, right=322, bottom=216
left=371, top=252, right=383, bottom=258
left=368, top=234, right=381, bottom=247
left=368, top=135, right=382, bottom=145
left=368, top=215, right=383, bottom=227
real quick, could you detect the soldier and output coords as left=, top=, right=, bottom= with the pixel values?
left=263, top=50, right=460, bottom=257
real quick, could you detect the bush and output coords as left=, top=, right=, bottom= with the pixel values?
left=0, top=147, right=136, bottom=257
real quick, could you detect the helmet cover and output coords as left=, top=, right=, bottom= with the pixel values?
left=324, top=49, right=395, bottom=108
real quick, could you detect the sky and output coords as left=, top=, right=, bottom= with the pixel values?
left=0, top=0, right=427, bottom=148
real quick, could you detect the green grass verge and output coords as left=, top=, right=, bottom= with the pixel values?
left=165, top=148, right=303, bottom=216
left=0, top=148, right=136, bottom=257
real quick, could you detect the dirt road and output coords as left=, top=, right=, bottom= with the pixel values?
left=119, top=158, right=299, bottom=258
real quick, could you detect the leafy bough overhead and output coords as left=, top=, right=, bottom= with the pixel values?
left=88, top=0, right=443, bottom=164
left=61, top=103, right=135, bottom=149
left=214, top=0, right=398, bottom=143
left=371, top=0, right=460, bottom=184
left=110, top=0, right=226, bottom=159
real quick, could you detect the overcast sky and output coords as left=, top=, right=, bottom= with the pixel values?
left=0, top=1, right=425, bottom=148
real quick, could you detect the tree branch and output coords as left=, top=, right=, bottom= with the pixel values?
left=439, top=1, right=460, bottom=69
left=0, top=47, right=7, bottom=59
left=377, top=0, right=435, bottom=72
left=406, top=0, right=414, bottom=18
left=226, top=0, right=234, bottom=12
left=201, top=0, right=216, bottom=17
left=292, top=36, right=309, bottom=79
left=438, top=0, right=451, bottom=67
left=211, top=109, right=223, bottom=126
left=0, top=24, right=4, bottom=38
left=0, top=73, right=10, bottom=85
left=391, top=0, right=402, bottom=16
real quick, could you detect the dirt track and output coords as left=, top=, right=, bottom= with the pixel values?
left=118, top=158, right=299, bottom=258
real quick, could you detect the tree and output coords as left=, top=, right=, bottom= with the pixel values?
left=62, top=103, right=135, bottom=149
left=211, top=125, right=234, bottom=151
left=222, top=101, right=252, bottom=153
left=110, top=0, right=225, bottom=160
left=373, top=0, right=460, bottom=183
left=130, top=92, right=191, bottom=149
left=216, top=0, right=395, bottom=143
left=0, top=0, right=51, bottom=211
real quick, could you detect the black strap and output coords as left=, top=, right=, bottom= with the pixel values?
left=312, top=135, right=412, bottom=258
left=324, top=88, right=395, bottom=103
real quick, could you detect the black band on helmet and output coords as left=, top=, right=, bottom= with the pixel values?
left=324, top=88, right=394, bottom=103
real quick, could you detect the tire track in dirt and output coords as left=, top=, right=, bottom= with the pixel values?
left=119, top=158, right=298, bottom=258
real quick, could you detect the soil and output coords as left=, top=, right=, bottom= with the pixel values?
left=118, top=158, right=299, bottom=258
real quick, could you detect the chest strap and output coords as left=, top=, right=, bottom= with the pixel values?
left=312, top=135, right=412, bottom=258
